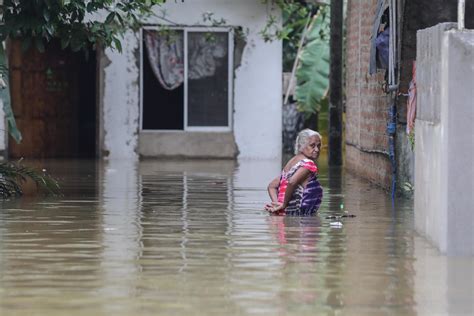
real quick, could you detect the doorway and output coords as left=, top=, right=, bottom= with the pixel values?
left=8, top=39, right=97, bottom=158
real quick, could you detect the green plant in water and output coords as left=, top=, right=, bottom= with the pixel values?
left=0, top=161, right=60, bottom=199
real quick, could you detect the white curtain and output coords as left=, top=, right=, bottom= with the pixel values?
left=144, top=30, right=184, bottom=90
left=188, top=33, right=227, bottom=80
left=144, top=30, right=228, bottom=91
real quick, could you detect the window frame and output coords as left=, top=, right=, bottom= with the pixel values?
left=139, top=26, right=234, bottom=132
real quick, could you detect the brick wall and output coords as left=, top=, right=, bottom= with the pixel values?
left=344, top=0, right=474, bottom=190
left=345, top=0, right=392, bottom=189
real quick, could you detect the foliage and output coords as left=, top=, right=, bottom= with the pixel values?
left=295, top=6, right=330, bottom=116
left=261, top=1, right=330, bottom=118
left=0, top=1, right=166, bottom=192
left=0, top=161, right=60, bottom=199
left=261, top=0, right=322, bottom=71
left=0, top=0, right=164, bottom=143
left=0, top=0, right=165, bottom=53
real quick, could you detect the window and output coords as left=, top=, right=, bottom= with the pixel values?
left=140, top=27, right=234, bottom=131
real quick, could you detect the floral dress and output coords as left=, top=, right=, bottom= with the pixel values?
left=277, top=159, right=323, bottom=215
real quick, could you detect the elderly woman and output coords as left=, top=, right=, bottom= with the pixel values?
left=265, top=129, right=323, bottom=215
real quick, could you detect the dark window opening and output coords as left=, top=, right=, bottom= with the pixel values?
left=142, top=36, right=184, bottom=130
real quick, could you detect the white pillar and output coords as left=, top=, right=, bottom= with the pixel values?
left=415, top=23, right=474, bottom=255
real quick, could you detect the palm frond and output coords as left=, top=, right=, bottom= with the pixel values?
left=0, top=161, right=61, bottom=198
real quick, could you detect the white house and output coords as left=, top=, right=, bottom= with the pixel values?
left=99, top=0, right=282, bottom=160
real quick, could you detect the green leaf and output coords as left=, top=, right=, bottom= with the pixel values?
left=0, top=161, right=61, bottom=198
left=86, top=2, right=95, bottom=12
left=105, top=12, right=116, bottom=24
left=115, top=13, right=124, bottom=27
left=113, top=37, right=122, bottom=52
left=295, top=6, right=330, bottom=115
left=2, top=0, right=163, bottom=56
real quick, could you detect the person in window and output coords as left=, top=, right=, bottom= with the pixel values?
left=265, top=129, right=323, bottom=215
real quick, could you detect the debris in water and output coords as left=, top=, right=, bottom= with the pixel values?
left=326, top=214, right=356, bottom=219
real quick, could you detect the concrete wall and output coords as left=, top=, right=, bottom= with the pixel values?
left=100, top=31, right=140, bottom=159
left=397, top=0, right=474, bottom=191
left=415, top=23, right=474, bottom=255
left=139, top=132, right=237, bottom=159
left=100, top=0, right=282, bottom=160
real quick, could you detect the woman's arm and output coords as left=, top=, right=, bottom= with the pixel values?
left=270, top=168, right=311, bottom=212
left=267, top=176, right=280, bottom=202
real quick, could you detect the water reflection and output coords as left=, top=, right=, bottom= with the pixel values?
left=98, top=159, right=141, bottom=309
left=0, top=158, right=471, bottom=315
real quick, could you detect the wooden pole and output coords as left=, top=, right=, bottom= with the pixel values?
left=329, top=0, right=343, bottom=165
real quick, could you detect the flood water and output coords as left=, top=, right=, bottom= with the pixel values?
left=0, top=158, right=472, bottom=315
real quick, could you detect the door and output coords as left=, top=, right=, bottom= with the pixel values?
left=8, top=39, right=96, bottom=158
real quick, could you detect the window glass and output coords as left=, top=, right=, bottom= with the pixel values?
left=187, top=32, right=229, bottom=127
left=141, top=29, right=230, bottom=130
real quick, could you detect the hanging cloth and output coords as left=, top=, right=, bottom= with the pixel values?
left=375, top=26, right=390, bottom=70
left=144, top=31, right=228, bottom=91
left=144, top=30, right=185, bottom=90
left=187, top=34, right=227, bottom=80
left=369, top=0, right=389, bottom=75
left=406, top=61, right=416, bottom=135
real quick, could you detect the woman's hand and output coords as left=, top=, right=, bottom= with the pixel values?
left=264, top=201, right=286, bottom=215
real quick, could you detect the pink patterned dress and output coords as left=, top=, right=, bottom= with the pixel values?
left=277, top=159, right=323, bottom=215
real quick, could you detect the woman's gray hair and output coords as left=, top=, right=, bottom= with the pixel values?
left=294, top=129, right=322, bottom=154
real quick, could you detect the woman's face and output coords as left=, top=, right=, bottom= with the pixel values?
left=301, top=135, right=321, bottom=160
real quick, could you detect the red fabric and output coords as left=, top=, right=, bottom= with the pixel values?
left=277, top=160, right=318, bottom=203
left=302, top=161, right=318, bottom=173
left=277, top=178, right=288, bottom=203
left=407, top=61, right=417, bottom=135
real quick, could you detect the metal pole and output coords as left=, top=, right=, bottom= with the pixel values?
left=458, top=0, right=465, bottom=30
left=329, top=0, right=343, bottom=165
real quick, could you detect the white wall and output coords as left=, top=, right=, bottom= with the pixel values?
left=101, top=0, right=282, bottom=160
left=101, top=30, right=141, bottom=159
left=415, top=23, right=474, bottom=255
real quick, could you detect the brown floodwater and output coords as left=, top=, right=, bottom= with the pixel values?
left=0, top=158, right=472, bottom=315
